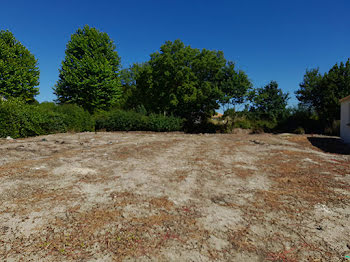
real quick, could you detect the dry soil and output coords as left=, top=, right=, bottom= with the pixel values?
left=0, top=132, right=349, bottom=261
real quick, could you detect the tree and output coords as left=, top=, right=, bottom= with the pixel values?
left=250, top=81, right=289, bottom=121
left=0, top=30, right=39, bottom=102
left=54, top=25, right=122, bottom=113
left=119, top=63, right=149, bottom=111
left=129, top=39, right=250, bottom=125
left=296, top=60, right=350, bottom=125
left=295, top=68, right=322, bottom=111
left=219, top=61, right=252, bottom=111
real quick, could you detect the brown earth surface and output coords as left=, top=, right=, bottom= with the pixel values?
left=0, top=132, right=349, bottom=261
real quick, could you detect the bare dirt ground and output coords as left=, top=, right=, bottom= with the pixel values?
left=0, top=132, right=349, bottom=262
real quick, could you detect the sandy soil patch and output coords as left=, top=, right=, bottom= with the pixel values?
left=0, top=132, right=349, bottom=261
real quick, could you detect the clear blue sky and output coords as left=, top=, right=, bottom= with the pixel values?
left=1, top=0, right=349, bottom=106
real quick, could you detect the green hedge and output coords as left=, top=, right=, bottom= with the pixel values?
left=0, top=100, right=94, bottom=138
left=95, top=109, right=183, bottom=132
left=38, top=103, right=94, bottom=132
left=0, top=100, right=182, bottom=138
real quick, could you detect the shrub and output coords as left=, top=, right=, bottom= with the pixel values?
left=37, top=102, right=94, bottom=132
left=183, top=119, right=220, bottom=133
left=148, top=114, right=183, bottom=132
left=53, top=104, right=94, bottom=132
left=251, top=119, right=277, bottom=133
left=324, top=120, right=340, bottom=136
left=95, top=109, right=183, bottom=132
left=294, top=127, right=305, bottom=134
left=95, top=110, right=147, bottom=131
left=0, top=99, right=67, bottom=138
left=0, top=100, right=94, bottom=138
left=234, top=118, right=253, bottom=129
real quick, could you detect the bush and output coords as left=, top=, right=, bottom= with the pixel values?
left=294, top=127, right=305, bottom=134
left=95, top=110, right=148, bottom=131
left=0, top=99, right=66, bottom=138
left=95, top=109, right=183, bottom=132
left=184, top=119, right=220, bottom=133
left=0, top=100, right=94, bottom=138
left=234, top=118, right=253, bottom=129
left=324, top=120, right=340, bottom=136
left=148, top=114, right=184, bottom=132
left=52, top=104, right=94, bottom=132
left=253, top=120, right=277, bottom=132
left=276, top=107, right=323, bottom=134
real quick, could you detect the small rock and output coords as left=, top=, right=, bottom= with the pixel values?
left=6, top=136, right=13, bottom=140
left=316, top=225, right=323, bottom=231
left=41, top=138, right=48, bottom=142
left=250, top=140, right=265, bottom=145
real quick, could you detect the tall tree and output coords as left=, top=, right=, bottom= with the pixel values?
left=54, top=25, right=121, bottom=112
left=0, top=30, right=39, bottom=102
left=295, top=68, right=322, bottom=111
left=251, top=81, right=289, bottom=121
left=296, top=59, right=350, bottom=124
left=130, top=39, right=250, bottom=125
left=219, top=61, right=252, bottom=111
left=119, top=63, right=149, bottom=110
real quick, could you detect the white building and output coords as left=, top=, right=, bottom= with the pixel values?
left=340, top=95, right=350, bottom=144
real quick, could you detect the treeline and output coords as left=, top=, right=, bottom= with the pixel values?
left=0, top=25, right=349, bottom=137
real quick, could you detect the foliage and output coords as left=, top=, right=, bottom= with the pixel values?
left=250, top=81, right=289, bottom=121
left=38, top=102, right=94, bottom=132
left=54, top=25, right=122, bottom=113
left=0, top=30, right=40, bottom=102
left=294, top=127, right=305, bottom=134
left=0, top=99, right=65, bottom=138
left=125, top=40, right=251, bottom=127
left=94, top=109, right=183, bottom=132
left=148, top=114, right=184, bottom=132
left=296, top=59, right=350, bottom=126
left=234, top=118, right=253, bottom=129
left=119, top=63, right=147, bottom=110
left=0, top=99, right=94, bottom=138
left=219, top=61, right=252, bottom=111
left=324, top=120, right=340, bottom=136
left=184, top=120, right=221, bottom=133
left=295, top=68, right=322, bottom=111
left=276, top=105, right=322, bottom=134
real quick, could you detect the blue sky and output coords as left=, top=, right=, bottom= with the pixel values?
left=1, top=0, right=349, bottom=106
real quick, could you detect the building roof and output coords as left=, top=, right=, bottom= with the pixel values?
left=340, top=95, right=350, bottom=103
left=212, top=113, right=223, bottom=118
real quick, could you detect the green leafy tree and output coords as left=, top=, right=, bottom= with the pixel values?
left=0, top=30, right=39, bottom=102
left=119, top=63, right=149, bottom=111
left=295, top=68, right=322, bottom=111
left=54, top=25, right=122, bottom=112
left=296, top=59, right=350, bottom=125
left=250, top=81, right=289, bottom=121
left=130, top=39, right=250, bottom=125
left=219, top=61, right=252, bottom=111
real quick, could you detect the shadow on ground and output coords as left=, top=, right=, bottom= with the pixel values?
left=307, top=136, right=350, bottom=155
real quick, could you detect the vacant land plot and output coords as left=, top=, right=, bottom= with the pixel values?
left=0, top=132, right=349, bottom=261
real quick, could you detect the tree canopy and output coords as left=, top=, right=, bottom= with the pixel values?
left=296, top=59, right=350, bottom=125
left=54, top=25, right=122, bottom=113
left=0, top=30, right=39, bottom=102
left=218, top=61, right=252, bottom=111
left=250, top=81, right=289, bottom=121
left=123, top=40, right=251, bottom=125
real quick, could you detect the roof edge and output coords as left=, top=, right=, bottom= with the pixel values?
left=340, top=95, right=350, bottom=103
